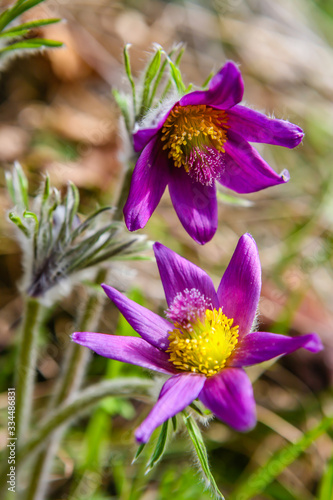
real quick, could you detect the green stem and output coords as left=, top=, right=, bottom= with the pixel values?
left=17, top=378, right=153, bottom=467
left=15, top=295, right=41, bottom=444
left=0, top=378, right=153, bottom=497
left=54, top=268, right=108, bottom=404
left=25, top=268, right=108, bottom=500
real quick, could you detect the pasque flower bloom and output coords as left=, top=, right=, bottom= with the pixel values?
left=72, top=234, right=322, bottom=443
left=124, top=62, right=304, bottom=244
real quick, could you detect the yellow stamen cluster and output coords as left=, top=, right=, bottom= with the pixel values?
left=161, top=104, right=229, bottom=170
left=167, top=308, right=239, bottom=377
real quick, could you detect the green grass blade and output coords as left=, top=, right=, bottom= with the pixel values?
left=318, top=453, right=333, bottom=500
left=231, top=414, right=333, bottom=500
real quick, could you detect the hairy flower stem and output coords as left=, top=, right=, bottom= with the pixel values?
left=55, top=268, right=108, bottom=404
left=15, top=296, right=41, bottom=444
left=25, top=268, right=108, bottom=500
left=0, top=378, right=154, bottom=477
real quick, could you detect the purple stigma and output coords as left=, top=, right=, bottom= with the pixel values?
left=187, top=147, right=223, bottom=186
left=166, top=288, right=214, bottom=328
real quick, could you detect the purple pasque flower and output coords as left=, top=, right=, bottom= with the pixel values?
left=72, top=234, right=322, bottom=443
left=124, top=62, right=304, bottom=245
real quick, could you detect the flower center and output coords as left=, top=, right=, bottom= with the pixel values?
left=161, top=104, right=228, bottom=186
left=166, top=288, right=213, bottom=329
left=167, top=308, right=239, bottom=377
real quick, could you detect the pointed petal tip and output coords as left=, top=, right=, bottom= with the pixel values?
left=152, top=241, right=163, bottom=253
left=239, top=232, right=257, bottom=246
left=236, top=416, right=257, bottom=433
left=280, top=168, right=290, bottom=183
left=134, top=428, right=148, bottom=444
left=123, top=208, right=145, bottom=232
left=71, top=331, right=89, bottom=346
left=304, top=333, right=323, bottom=353
left=292, top=127, right=304, bottom=147
left=101, top=283, right=116, bottom=300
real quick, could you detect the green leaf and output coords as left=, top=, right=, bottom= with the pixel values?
left=80, top=239, right=138, bottom=269
left=2, top=17, right=61, bottom=34
left=216, top=191, right=254, bottom=207
left=23, top=210, right=39, bottom=229
left=171, top=415, right=178, bottom=432
left=166, top=55, right=186, bottom=95
left=183, top=412, right=225, bottom=500
left=53, top=182, right=80, bottom=248
left=123, top=44, right=137, bottom=117
left=6, top=162, right=29, bottom=209
left=0, top=0, right=48, bottom=32
left=202, top=71, right=214, bottom=89
left=16, top=163, right=29, bottom=209
left=5, top=171, right=15, bottom=204
left=70, top=206, right=113, bottom=241
left=149, top=44, right=183, bottom=107
left=189, top=401, right=205, bottom=416
left=0, top=29, right=29, bottom=38
left=138, top=47, right=162, bottom=119
left=8, top=212, right=30, bottom=237
left=231, top=414, right=333, bottom=500
left=146, top=420, right=169, bottom=472
left=112, top=88, right=131, bottom=135
left=36, top=175, right=53, bottom=260
left=0, top=38, right=63, bottom=54
left=132, top=443, right=145, bottom=464
left=63, top=225, right=114, bottom=264
left=318, top=453, right=333, bottom=500
left=66, top=183, right=80, bottom=239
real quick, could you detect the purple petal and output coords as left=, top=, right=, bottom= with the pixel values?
left=220, top=130, right=290, bottom=193
left=230, top=331, right=323, bottom=367
left=123, top=136, right=170, bottom=231
left=133, top=127, right=161, bottom=153
left=199, top=368, right=256, bottom=432
left=72, top=332, right=176, bottom=375
left=153, top=242, right=219, bottom=309
left=179, top=61, right=244, bottom=109
left=217, top=233, right=261, bottom=337
left=135, top=373, right=205, bottom=442
left=133, top=105, right=174, bottom=152
left=227, top=105, right=304, bottom=148
left=168, top=166, right=218, bottom=245
left=101, top=284, right=171, bottom=350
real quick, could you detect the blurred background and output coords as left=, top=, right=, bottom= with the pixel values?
left=0, top=0, right=333, bottom=499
